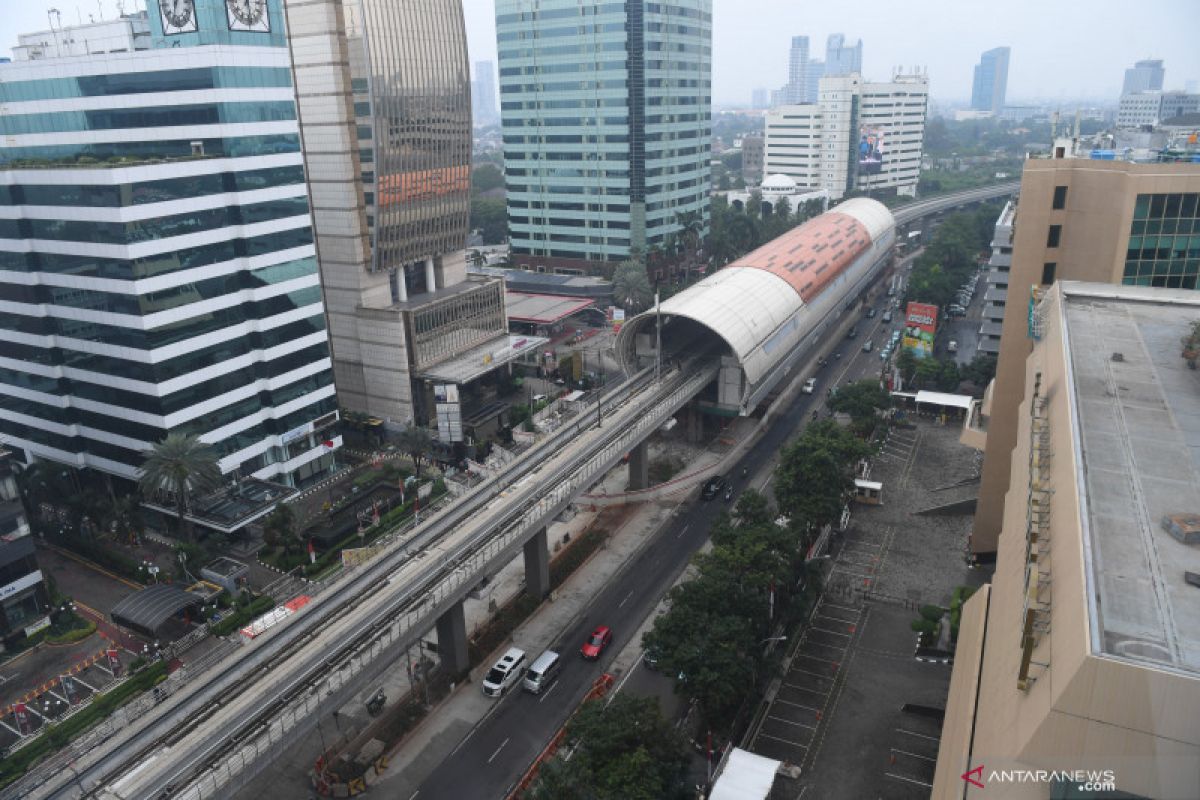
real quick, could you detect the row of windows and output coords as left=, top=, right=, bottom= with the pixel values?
left=0, top=256, right=317, bottom=316
left=500, top=41, right=629, bottom=60
left=506, top=151, right=631, bottom=162
left=0, top=67, right=294, bottom=103
left=1130, top=218, right=1200, bottom=236
left=0, top=102, right=297, bottom=137
left=501, top=98, right=626, bottom=111
left=497, top=22, right=627, bottom=42
left=508, top=184, right=631, bottom=197
left=1126, top=236, right=1200, bottom=262
left=0, top=196, right=309, bottom=245
left=0, top=227, right=313, bottom=281
left=509, top=200, right=631, bottom=214
left=507, top=167, right=631, bottom=179
left=501, top=80, right=629, bottom=94
left=512, top=232, right=632, bottom=248
left=499, top=61, right=626, bottom=78
left=1133, top=192, right=1200, bottom=220
left=510, top=216, right=631, bottom=230
left=1, top=286, right=322, bottom=352
left=504, top=116, right=629, bottom=127
left=0, top=313, right=326, bottom=386
left=497, top=3, right=626, bottom=25
left=0, top=165, right=305, bottom=209
left=2, top=134, right=300, bottom=166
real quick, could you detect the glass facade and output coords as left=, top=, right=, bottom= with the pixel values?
left=0, top=44, right=337, bottom=485
left=1123, top=193, right=1200, bottom=290
left=496, top=0, right=711, bottom=272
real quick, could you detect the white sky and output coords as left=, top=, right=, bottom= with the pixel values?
left=2, top=0, right=1198, bottom=104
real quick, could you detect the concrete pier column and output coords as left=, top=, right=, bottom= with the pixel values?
left=523, top=527, right=550, bottom=599
left=436, top=602, right=469, bottom=677
left=686, top=406, right=703, bottom=444
left=424, top=257, right=437, bottom=292
left=628, top=439, right=650, bottom=490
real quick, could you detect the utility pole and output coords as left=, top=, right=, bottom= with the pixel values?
left=654, top=280, right=662, bottom=384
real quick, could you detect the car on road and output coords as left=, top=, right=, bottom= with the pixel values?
left=882, top=311, right=893, bottom=323
left=846, top=326, right=858, bottom=339
left=802, top=377, right=817, bottom=394
left=948, top=340, right=958, bottom=353
left=701, top=475, right=727, bottom=500
left=581, top=625, right=612, bottom=660
left=865, top=307, right=877, bottom=318
left=862, top=340, right=873, bottom=352
left=482, top=647, right=527, bottom=697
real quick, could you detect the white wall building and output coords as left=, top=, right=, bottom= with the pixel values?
left=1117, top=90, right=1200, bottom=129
left=764, top=72, right=928, bottom=200
left=11, top=13, right=150, bottom=60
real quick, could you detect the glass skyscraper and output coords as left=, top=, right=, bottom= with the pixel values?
left=496, top=0, right=712, bottom=276
left=971, top=46, right=1011, bottom=114
left=0, top=0, right=339, bottom=486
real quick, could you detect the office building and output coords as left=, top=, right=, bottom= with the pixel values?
left=804, top=58, right=825, bottom=106
left=741, top=135, right=764, bottom=185
left=824, top=33, right=862, bottom=77
left=473, top=60, right=499, bottom=127
left=971, top=153, right=1200, bottom=556
left=751, top=88, right=769, bottom=109
left=977, top=200, right=1014, bottom=357
left=764, top=72, right=929, bottom=200
left=0, top=3, right=340, bottom=487
left=1117, top=90, right=1200, bottom=129
left=11, top=13, right=150, bottom=60
left=971, top=46, right=1010, bottom=114
left=496, top=0, right=712, bottom=277
left=935, top=281, right=1200, bottom=800
left=286, top=0, right=536, bottom=435
left=0, top=498, right=49, bottom=647
left=785, top=36, right=809, bottom=104
left=1122, top=58, right=1165, bottom=95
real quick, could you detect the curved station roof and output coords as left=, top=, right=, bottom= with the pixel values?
left=616, top=198, right=893, bottom=391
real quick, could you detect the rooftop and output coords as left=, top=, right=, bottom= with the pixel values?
left=505, top=291, right=594, bottom=325
left=1062, top=282, right=1200, bottom=676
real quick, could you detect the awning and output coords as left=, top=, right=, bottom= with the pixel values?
left=710, top=748, right=780, bottom=800
left=414, top=334, right=548, bottom=384
left=110, top=584, right=205, bottom=637
left=505, top=291, right=595, bottom=324
left=855, top=479, right=883, bottom=490
left=915, top=390, right=973, bottom=410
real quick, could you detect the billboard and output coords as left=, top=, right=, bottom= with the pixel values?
left=902, top=302, right=938, bottom=359
left=858, top=126, right=884, bottom=175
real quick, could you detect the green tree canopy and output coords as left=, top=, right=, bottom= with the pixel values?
left=774, top=421, right=870, bottom=529
left=139, top=433, right=222, bottom=541
left=529, top=695, right=691, bottom=800
left=827, top=379, right=890, bottom=424
left=471, top=163, right=504, bottom=193
left=612, top=258, right=654, bottom=313
left=470, top=197, right=507, bottom=244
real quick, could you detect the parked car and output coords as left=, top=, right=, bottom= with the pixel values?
left=701, top=475, right=727, bottom=500
left=482, top=647, right=528, bottom=697
left=803, top=378, right=817, bottom=394
left=581, top=625, right=613, bottom=660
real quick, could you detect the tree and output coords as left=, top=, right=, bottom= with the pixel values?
left=394, top=425, right=435, bottom=478
left=101, top=494, right=143, bottom=542
left=13, top=460, right=70, bottom=522
left=469, top=197, right=507, bottom=244
left=960, top=353, right=997, bottom=387
left=774, top=421, right=870, bottom=529
left=612, top=258, right=653, bottom=313
left=827, top=379, right=890, bottom=431
left=263, top=503, right=296, bottom=553
left=470, top=163, right=504, bottom=194
left=138, top=433, right=222, bottom=542
left=529, top=695, right=690, bottom=800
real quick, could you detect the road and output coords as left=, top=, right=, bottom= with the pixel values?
left=411, top=284, right=897, bottom=799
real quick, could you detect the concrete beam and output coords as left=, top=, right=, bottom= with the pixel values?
left=435, top=602, right=469, bottom=677
left=523, top=527, right=550, bottom=599
left=628, top=439, right=649, bottom=490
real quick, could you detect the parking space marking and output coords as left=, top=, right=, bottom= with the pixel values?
left=809, top=626, right=851, bottom=637
left=818, top=601, right=858, bottom=612
left=895, top=728, right=940, bottom=742
left=766, top=715, right=816, bottom=731
left=773, top=698, right=821, bottom=714
left=885, top=773, right=933, bottom=788
left=757, top=732, right=810, bottom=749
left=793, top=652, right=840, bottom=665
left=829, top=567, right=875, bottom=579
left=782, top=681, right=826, bottom=695
left=789, top=667, right=833, bottom=680
left=891, top=748, right=937, bottom=762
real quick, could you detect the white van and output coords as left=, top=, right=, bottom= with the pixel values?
left=482, top=647, right=527, bottom=698
left=522, top=650, right=561, bottom=694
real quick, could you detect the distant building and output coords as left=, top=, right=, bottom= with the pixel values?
left=764, top=72, right=929, bottom=200
left=1121, top=58, right=1165, bottom=95
left=824, top=33, right=862, bottom=77
left=971, top=46, right=1010, bottom=114
left=1118, top=90, right=1200, bottom=128
left=784, top=36, right=809, bottom=104
left=741, top=135, right=764, bottom=184
left=977, top=201, right=1015, bottom=357
left=934, top=281, right=1200, bottom=800
left=805, top=59, right=825, bottom=105
left=726, top=173, right=828, bottom=216
left=751, top=87, right=769, bottom=109
left=10, top=12, right=150, bottom=60
left=998, top=105, right=1041, bottom=122
left=496, top=0, right=712, bottom=278
left=473, top=60, right=498, bottom=127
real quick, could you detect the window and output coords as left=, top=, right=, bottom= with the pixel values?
left=1052, top=185, right=1067, bottom=210
left=1041, top=263, right=1057, bottom=285
left=1047, top=225, right=1061, bottom=248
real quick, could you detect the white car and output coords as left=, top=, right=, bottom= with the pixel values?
left=481, top=647, right=527, bottom=698
left=803, top=378, right=817, bottom=394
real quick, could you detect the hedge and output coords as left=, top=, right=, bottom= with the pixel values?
left=0, top=662, right=168, bottom=788
left=210, top=595, right=276, bottom=638
left=46, top=622, right=96, bottom=645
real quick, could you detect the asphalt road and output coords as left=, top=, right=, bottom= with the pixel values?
left=412, top=286, right=899, bottom=800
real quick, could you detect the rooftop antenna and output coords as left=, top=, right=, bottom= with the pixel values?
left=47, top=8, right=62, bottom=53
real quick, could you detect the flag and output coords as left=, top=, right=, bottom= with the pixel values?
left=399, top=478, right=405, bottom=502
left=322, top=439, right=334, bottom=449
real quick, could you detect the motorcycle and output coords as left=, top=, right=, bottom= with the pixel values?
left=723, top=486, right=734, bottom=503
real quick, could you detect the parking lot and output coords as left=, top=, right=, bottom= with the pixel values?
left=747, top=414, right=989, bottom=798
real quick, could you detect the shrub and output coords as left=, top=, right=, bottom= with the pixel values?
left=919, top=604, right=945, bottom=623
left=210, top=595, right=276, bottom=637
left=46, top=622, right=96, bottom=645
left=911, top=618, right=938, bottom=636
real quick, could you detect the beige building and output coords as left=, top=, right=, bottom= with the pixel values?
left=972, top=151, right=1200, bottom=555
left=934, top=282, right=1200, bottom=800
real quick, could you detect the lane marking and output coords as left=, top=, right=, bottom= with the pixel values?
left=676, top=524, right=690, bottom=539
left=487, top=737, right=510, bottom=764
left=537, top=680, right=559, bottom=704
left=617, top=590, right=633, bottom=609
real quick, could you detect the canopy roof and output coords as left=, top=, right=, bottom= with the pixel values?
left=111, top=584, right=204, bottom=637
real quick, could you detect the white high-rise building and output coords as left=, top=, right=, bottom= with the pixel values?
left=764, top=72, right=928, bottom=200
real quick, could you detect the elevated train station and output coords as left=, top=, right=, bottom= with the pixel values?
left=616, top=198, right=896, bottom=415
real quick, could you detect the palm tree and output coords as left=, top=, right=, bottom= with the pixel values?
left=612, top=258, right=654, bottom=313
left=138, top=433, right=222, bottom=542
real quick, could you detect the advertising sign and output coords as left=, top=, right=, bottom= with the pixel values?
left=611, top=308, right=626, bottom=333
left=902, top=302, right=938, bottom=359
left=858, top=126, right=884, bottom=175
